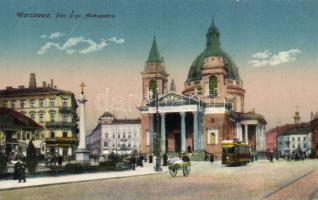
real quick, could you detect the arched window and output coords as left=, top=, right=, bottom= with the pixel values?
left=210, top=132, right=216, bottom=144
left=209, top=75, right=217, bottom=97
left=149, top=80, right=157, bottom=99
left=208, top=129, right=218, bottom=145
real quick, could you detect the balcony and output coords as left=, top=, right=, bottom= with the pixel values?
left=45, top=121, right=77, bottom=128
left=59, top=107, right=73, bottom=113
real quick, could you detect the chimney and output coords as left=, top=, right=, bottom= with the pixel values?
left=42, top=81, right=47, bottom=87
left=50, top=79, right=53, bottom=88
left=29, top=73, right=37, bottom=88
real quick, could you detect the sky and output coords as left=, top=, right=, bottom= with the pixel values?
left=0, top=0, right=318, bottom=133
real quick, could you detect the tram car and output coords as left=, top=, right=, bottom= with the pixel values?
left=222, top=140, right=250, bottom=166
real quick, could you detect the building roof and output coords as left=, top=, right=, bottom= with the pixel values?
left=266, top=122, right=311, bottom=136
left=112, top=118, right=141, bottom=124
left=99, top=111, right=114, bottom=119
left=0, top=107, right=42, bottom=131
left=280, top=127, right=311, bottom=136
left=237, top=111, right=267, bottom=124
left=0, top=86, right=75, bottom=97
left=186, top=20, right=241, bottom=83
left=146, top=36, right=162, bottom=63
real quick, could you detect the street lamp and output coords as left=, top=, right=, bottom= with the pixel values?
left=154, top=87, right=162, bottom=172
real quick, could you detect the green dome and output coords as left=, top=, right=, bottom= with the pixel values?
left=186, top=21, right=240, bottom=83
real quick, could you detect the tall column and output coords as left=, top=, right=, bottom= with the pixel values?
left=76, top=82, right=90, bottom=163
left=149, top=114, right=154, bottom=152
left=193, top=112, right=198, bottom=151
left=180, top=112, right=186, bottom=152
left=78, top=92, right=87, bottom=149
left=160, top=113, right=166, bottom=152
left=244, top=124, right=248, bottom=144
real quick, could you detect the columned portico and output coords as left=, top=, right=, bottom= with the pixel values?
left=193, top=111, right=198, bottom=151
left=244, top=124, right=249, bottom=144
left=180, top=112, right=186, bottom=152
left=160, top=113, right=166, bottom=152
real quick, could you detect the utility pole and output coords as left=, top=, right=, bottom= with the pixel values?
left=154, top=87, right=162, bottom=172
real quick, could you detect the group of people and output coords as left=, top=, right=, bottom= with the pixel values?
left=130, top=153, right=151, bottom=170
left=204, top=151, right=215, bottom=164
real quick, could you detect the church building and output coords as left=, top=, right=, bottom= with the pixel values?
left=139, top=20, right=266, bottom=157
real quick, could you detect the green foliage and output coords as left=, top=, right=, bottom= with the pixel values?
left=26, top=141, right=38, bottom=174
left=0, top=150, right=7, bottom=175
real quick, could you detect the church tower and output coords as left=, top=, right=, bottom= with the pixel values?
left=141, top=36, right=169, bottom=104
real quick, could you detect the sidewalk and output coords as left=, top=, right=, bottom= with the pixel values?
left=0, top=163, right=168, bottom=191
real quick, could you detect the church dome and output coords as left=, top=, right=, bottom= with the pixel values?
left=186, top=20, right=241, bottom=83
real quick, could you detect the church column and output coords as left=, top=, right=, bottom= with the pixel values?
left=193, top=111, right=198, bottom=151
left=160, top=113, right=166, bottom=152
left=149, top=114, right=154, bottom=152
left=256, top=125, right=260, bottom=151
left=244, top=124, right=248, bottom=144
left=180, top=112, right=186, bottom=152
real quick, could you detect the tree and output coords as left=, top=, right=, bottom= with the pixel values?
left=0, top=149, right=7, bottom=176
left=26, top=141, right=38, bottom=174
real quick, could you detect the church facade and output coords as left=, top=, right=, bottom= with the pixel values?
left=139, top=20, right=266, bottom=157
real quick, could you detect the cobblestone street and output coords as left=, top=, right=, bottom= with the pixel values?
left=0, top=160, right=317, bottom=200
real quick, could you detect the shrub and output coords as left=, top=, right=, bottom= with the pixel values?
left=26, top=141, right=38, bottom=174
left=0, top=150, right=7, bottom=175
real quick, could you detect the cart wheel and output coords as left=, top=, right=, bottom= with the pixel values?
left=183, top=167, right=190, bottom=177
left=170, top=168, right=178, bottom=177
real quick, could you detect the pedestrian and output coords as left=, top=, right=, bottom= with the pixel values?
left=130, top=153, right=136, bottom=170
left=149, top=154, right=153, bottom=163
left=58, top=155, right=63, bottom=166
left=182, top=153, right=190, bottom=162
left=204, top=151, right=209, bottom=161
left=19, top=163, right=26, bottom=183
left=13, top=160, right=21, bottom=180
left=269, top=153, right=274, bottom=163
left=139, top=154, right=144, bottom=167
left=209, top=154, right=214, bottom=164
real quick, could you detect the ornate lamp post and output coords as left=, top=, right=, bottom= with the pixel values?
left=154, top=88, right=162, bottom=172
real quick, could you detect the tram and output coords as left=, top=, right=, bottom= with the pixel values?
left=222, top=140, right=250, bottom=166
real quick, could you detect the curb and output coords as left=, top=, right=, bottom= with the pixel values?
left=0, top=170, right=168, bottom=192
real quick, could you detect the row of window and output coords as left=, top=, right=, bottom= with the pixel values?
left=104, top=142, right=136, bottom=148
left=1, top=98, right=69, bottom=109
left=109, top=133, right=138, bottom=139
left=49, top=129, right=69, bottom=138
left=27, top=112, right=69, bottom=123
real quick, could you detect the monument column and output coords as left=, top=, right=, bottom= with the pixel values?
left=75, top=82, right=90, bottom=163
left=193, top=111, right=198, bottom=151
left=180, top=112, right=186, bottom=152
left=160, top=113, right=166, bottom=152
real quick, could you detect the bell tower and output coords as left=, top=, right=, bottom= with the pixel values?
left=141, top=36, right=169, bottom=104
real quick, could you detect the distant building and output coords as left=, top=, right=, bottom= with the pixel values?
left=277, top=127, right=311, bottom=156
left=311, top=114, right=318, bottom=157
left=86, top=112, right=141, bottom=156
left=0, top=107, right=42, bottom=158
left=0, top=73, right=78, bottom=157
left=265, top=111, right=310, bottom=154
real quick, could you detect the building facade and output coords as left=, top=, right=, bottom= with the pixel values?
left=87, top=112, right=141, bottom=156
left=139, top=20, right=266, bottom=157
left=311, top=115, right=318, bottom=157
left=277, top=127, right=311, bottom=156
left=0, top=107, right=43, bottom=158
left=0, top=73, right=78, bottom=157
left=265, top=111, right=310, bottom=154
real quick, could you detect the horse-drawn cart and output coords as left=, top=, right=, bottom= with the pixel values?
left=168, top=161, right=191, bottom=177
